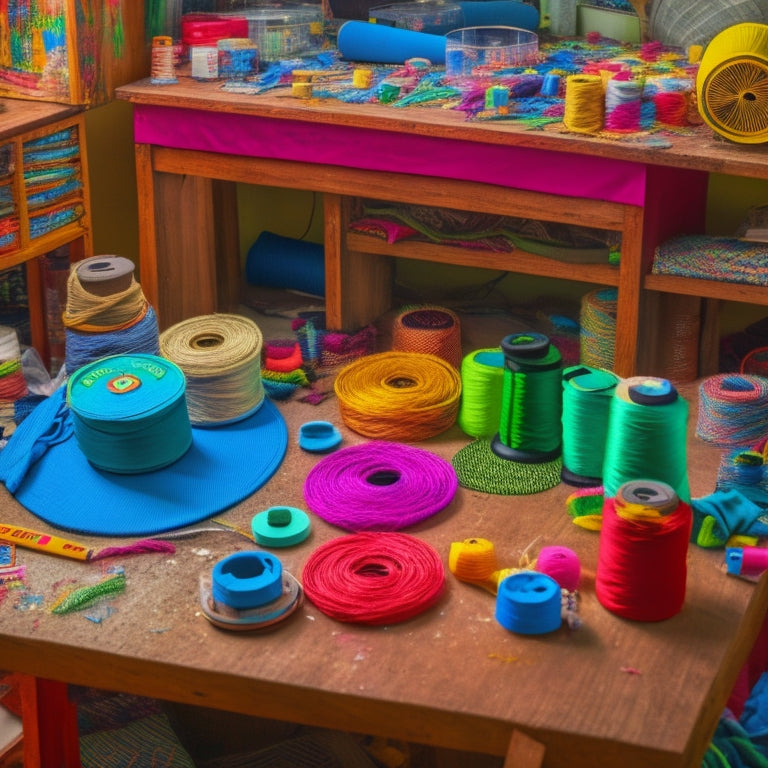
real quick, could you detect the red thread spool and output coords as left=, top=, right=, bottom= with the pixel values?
left=302, top=532, right=445, bottom=625
left=596, top=480, right=692, bottom=622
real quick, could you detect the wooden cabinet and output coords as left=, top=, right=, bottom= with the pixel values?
left=0, top=98, right=92, bottom=365
left=0, top=2, right=148, bottom=106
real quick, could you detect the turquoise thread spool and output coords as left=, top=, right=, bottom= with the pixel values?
left=561, top=365, right=619, bottom=486
left=67, top=353, right=191, bottom=474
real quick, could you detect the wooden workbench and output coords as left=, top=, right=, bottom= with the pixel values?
left=0, top=364, right=765, bottom=768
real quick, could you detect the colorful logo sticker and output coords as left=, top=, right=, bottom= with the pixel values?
left=107, top=374, right=142, bottom=394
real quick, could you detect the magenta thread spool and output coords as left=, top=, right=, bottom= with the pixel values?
left=536, top=545, right=581, bottom=592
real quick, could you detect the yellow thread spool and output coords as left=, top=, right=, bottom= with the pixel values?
left=564, top=74, right=605, bottom=134
left=353, top=68, right=373, bottom=89
left=292, top=82, right=313, bottom=99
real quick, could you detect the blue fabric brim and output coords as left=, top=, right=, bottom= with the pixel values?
left=11, top=398, right=288, bottom=537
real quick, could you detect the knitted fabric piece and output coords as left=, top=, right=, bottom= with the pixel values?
left=652, top=235, right=768, bottom=286
left=452, top=439, right=562, bottom=495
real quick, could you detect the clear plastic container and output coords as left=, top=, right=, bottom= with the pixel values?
left=445, top=26, right=539, bottom=78
left=368, top=1, right=462, bottom=35
left=221, top=4, right=325, bottom=62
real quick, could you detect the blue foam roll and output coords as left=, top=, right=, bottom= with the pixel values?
left=458, top=1, right=540, bottom=30
left=337, top=20, right=447, bottom=64
left=246, top=231, right=325, bottom=297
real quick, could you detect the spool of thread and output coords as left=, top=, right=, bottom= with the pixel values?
left=495, top=572, right=562, bottom=634
left=579, top=288, right=616, bottom=371
left=563, top=74, right=604, bottom=134
left=725, top=546, right=768, bottom=579
left=561, top=365, right=619, bottom=486
left=654, top=91, right=690, bottom=126
left=67, top=353, right=192, bottom=474
left=334, top=351, right=461, bottom=441
left=63, top=260, right=147, bottom=332
left=391, top=306, right=462, bottom=369
left=0, top=326, right=27, bottom=401
left=696, top=374, right=768, bottom=447
left=596, top=480, right=692, bottom=622
left=159, top=313, right=265, bottom=426
left=150, top=36, right=178, bottom=85
left=604, top=77, right=643, bottom=133
left=303, top=441, right=458, bottom=531
left=245, top=231, right=325, bottom=297
left=301, top=532, right=446, bottom=625
left=457, top=347, right=505, bottom=438
left=75, top=255, right=135, bottom=297
left=491, top=332, right=562, bottom=464
left=602, top=377, right=690, bottom=503
left=448, top=538, right=512, bottom=594
left=64, top=306, right=160, bottom=375
left=535, top=545, right=581, bottom=592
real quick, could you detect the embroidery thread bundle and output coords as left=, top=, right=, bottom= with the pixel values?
left=303, top=441, right=457, bottom=531
left=596, top=480, right=692, bottom=622
left=302, top=532, right=445, bottom=625
left=334, top=350, right=461, bottom=440
left=160, top=313, right=265, bottom=426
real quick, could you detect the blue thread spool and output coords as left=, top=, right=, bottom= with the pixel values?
left=246, top=231, right=325, bottom=297
left=211, top=551, right=283, bottom=610
left=495, top=571, right=562, bottom=634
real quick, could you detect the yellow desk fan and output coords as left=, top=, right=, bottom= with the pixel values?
left=696, top=22, right=768, bottom=144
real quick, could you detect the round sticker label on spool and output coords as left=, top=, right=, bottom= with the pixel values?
left=67, top=354, right=186, bottom=422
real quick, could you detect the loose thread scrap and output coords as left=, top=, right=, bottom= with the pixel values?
left=51, top=571, right=126, bottom=615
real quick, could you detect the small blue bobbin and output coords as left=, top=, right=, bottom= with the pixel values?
left=211, top=551, right=283, bottom=610
left=495, top=571, right=562, bottom=635
left=252, top=506, right=311, bottom=548
left=298, top=421, right=342, bottom=453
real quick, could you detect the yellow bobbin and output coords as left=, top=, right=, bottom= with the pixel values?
left=353, top=68, right=373, bottom=89
left=448, top=538, right=515, bottom=595
left=292, top=82, right=313, bottom=99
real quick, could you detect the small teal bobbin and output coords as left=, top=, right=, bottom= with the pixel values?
left=252, top=506, right=311, bottom=547
left=211, top=551, right=283, bottom=610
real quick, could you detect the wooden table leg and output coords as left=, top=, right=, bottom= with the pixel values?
left=503, top=729, right=546, bottom=768
left=22, top=678, right=81, bottom=768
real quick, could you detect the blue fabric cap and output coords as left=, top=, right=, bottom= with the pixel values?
left=0, top=388, right=288, bottom=537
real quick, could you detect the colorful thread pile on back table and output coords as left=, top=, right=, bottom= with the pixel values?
left=247, top=38, right=704, bottom=138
